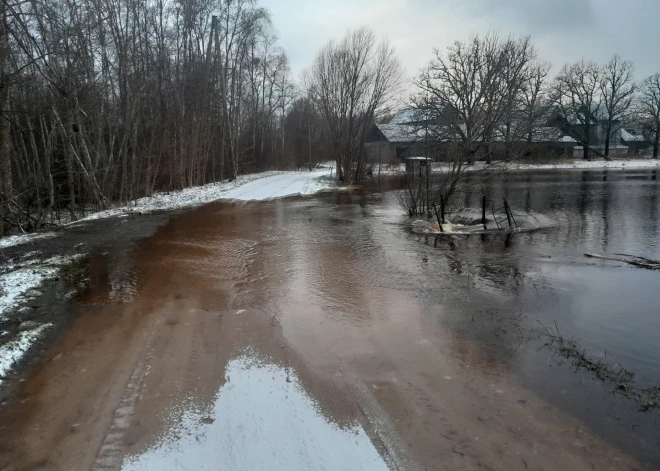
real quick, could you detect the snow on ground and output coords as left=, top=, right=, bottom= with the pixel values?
left=0, top=324, right=51, bottom=384
left=1, top=255, right=83, bottom=387
left=73, top=167, right=334, bottom=223
left=511, top=159, right=660, bottom=171
left=0, top=255, right=84, bottom=318
left=372, top=158, right=660, bottom=176
left=0, top=232, right=56, bottom=250
left=122, top=353, right=389, bottom=471
left=0, top=168, right=334, bottom=249
left=220, top=169, right=332, bottom=201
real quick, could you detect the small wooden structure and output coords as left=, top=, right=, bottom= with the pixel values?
left=403, top=156, right=432, bottom=175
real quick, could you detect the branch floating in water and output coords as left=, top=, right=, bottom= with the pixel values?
left=584, top=253, right=660, bottom=270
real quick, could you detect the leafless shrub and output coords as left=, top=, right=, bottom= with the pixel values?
left=306, top=27, right=404, bottom=185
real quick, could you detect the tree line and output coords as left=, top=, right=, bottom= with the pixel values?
left=2, top=6, right=660, bottom=236
left=0, top=0, right=332, bottom=236
left=304, top=31, right=660, bottom=188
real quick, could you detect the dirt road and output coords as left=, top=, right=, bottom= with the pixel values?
left=0, top=195, right=646, bottom=470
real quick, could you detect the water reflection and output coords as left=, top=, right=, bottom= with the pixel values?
left=121, top=352, right=389, bottom=471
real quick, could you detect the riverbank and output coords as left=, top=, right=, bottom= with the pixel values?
left=371, top=157, right=660, bottom=176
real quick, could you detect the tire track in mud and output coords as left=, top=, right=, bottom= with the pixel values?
left=90, top=311, right=162, bottom=470
left=91, top=235, right=254, bottom=470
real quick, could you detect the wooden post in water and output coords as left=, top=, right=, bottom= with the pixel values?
left=440, top=195, right=445, bottom=223
left=482, top=196, right=487, bottom=230
left=504, top=198, right=513, bottom=228
left=432, top=204, right=444, bottom=233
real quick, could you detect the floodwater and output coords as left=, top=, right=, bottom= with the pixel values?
left=2, top=169, right=659, bottom=470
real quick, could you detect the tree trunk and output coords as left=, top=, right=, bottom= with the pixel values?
left=583, top=120, right=591, bottom=160
left=604, top=123, right=611, bottom=157
left=0, top=82, right=10, bottom=236
left=654, top=128, right=659, bottom=158
left=0, top=7, right=10, bottom=236
left=67, top=142, right=76, bottom=221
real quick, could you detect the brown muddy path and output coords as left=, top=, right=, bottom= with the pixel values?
left=0, top=194, right=644, bottom=470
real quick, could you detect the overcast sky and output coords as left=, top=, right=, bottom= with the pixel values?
left=261, top=0, right=660, bottom=84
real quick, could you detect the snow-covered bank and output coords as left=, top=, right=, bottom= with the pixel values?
left=75, top=167, right=333, bottom=223
left=0, top=324, right=51, bottom=385
left=0, top=254, right=84, bottom=387
left=0, top=232, right=56, bottom=250
left=0, top=254, right=84, bottom=319
left=0, top=168, right=335, bottom=250
left=511, top=158, right=660, bottom=171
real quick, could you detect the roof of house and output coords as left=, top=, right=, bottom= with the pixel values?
left=389, top=108, right=434, bottom=125
left=375, top=124, right=424, bottom=142
left=621, top=128, right=646, bottom=142
left=389, top=109, right=417, bottom=125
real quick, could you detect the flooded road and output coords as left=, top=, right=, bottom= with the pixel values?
left=1, top=169, right=659, bottom=470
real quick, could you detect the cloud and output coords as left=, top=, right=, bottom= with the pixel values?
left=262, top=0, right=660, bottom=82
left=466, top=0, right=596, bottom=33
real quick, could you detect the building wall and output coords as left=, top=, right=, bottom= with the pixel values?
left=365, top=141, right=392, bottom=164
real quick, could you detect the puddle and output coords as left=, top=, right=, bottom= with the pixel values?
left=121, top=352, right=389, bottom=471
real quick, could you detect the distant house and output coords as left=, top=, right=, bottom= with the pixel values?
left=367, top=107, right=652, bottom=163
left=365, top=122, right=425, bottom=164
left=620, top=128, right=651, bottom=155
left=546, top=109, right=651, bottom=157
left=366, top=108, right=579, bottom=162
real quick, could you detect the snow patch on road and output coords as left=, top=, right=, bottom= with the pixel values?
left=0, top=324, right=51, bottom=384
left=74, top=168, right=334, bottom=223
left=221, top=169, right=332, bottom=201
left=1, top=168, right=334, bottom=249
left=122, top=353, right=389, bottom=471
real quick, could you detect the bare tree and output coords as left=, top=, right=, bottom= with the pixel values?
left=553, top=60, right=602, bottom=160
left=414, top=33, right=510, bottom=166
left=521, top=61, right=552, bottom=146
left=412, top=33, right=538, bottom=209
left=306, top=27, right=403, bottom=184
left=638, top=73, right=660, bottom=158
left=498, top=36, right=538, bottom=160
left=599, top=54, right=636, bottom=157
left=0, top=0, right=298, bottom=237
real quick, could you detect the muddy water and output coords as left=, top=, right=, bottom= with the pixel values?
left=1, top=169, right=659, bottom=470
